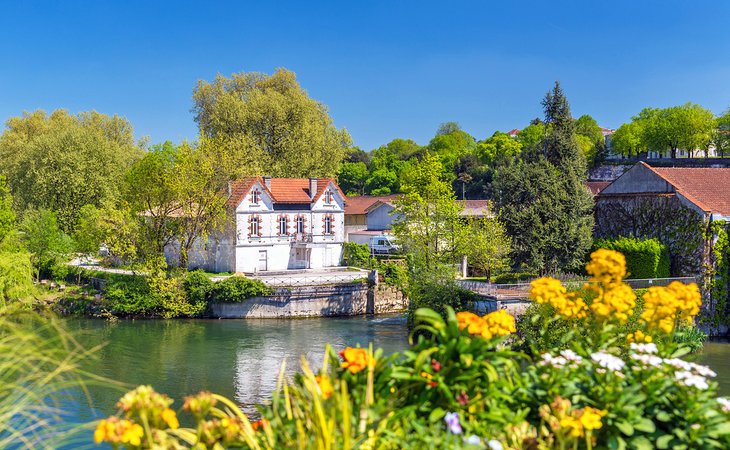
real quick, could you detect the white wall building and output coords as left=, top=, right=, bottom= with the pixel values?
left=172, top=176, right=347, bottom=273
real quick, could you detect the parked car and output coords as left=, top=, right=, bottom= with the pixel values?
left=368, top=236, right=400, bottom=255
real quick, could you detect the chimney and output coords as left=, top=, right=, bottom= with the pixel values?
left=309, top=178, right=317, bottom=200
left=263, top=176, right=272, bottom=189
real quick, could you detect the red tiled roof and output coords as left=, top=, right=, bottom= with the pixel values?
left=643, top=163, right=730, bottom=216
left=344, top=195, right=399, bottom=215
left=226, top=177, right=345, bottom=207
left=508, top=129, right=520, bottom=135
left=585, top=181, right=611, bottom=195
left=457, top=200, right=492, bottom=217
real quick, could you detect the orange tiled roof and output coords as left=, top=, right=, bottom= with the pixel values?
left=344, top=195, right=400, bottom=215
left=644, top=164, right=730, bottom=216
left=226, top=177, right=345, bottom=207
left=585, top=181, right=611, bottom=195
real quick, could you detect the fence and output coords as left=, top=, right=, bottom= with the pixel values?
left=252, top=272, right=369, bottom=287
left=458, top=276, right=699, bottom=300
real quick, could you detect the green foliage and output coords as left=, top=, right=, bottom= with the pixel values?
left=192, top=68, right=352, bottom=178
left=476, top=131, right=521, bottom=166
left=428, top=123, right=477, bottom=182
left=593, top=237, right=670, bottom=279
left=0, top=247, right=34, bottom=305
left=492, top=272, right=538, bottom=284
left=0, top=176, right=14, bottom=243
left=210, top=276, right=272, bottom=303
left=611, top=121, right=647, bottom=157
left=342, top=241, right=372, bottom=267
left=20, top=209, right=73, bottom=280
left=708, top=223, right=729, bottom=327
left=0, top=109, right=143, bottom=232
left=182, top=270, right=215, bottom=306
left=104, top=275, right=161, bottom=316
left=465, top=215, right=512, bottom=279
left=495, top=83, right=594, bottom=274
left=336, top=161, right=369, bottom=195
left=408, top=275, right=475, bottom=326
left=378, top=260, right=409, bottom=289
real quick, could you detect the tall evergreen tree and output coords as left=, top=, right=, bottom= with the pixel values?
left=494, top=82, right=594, bottom=274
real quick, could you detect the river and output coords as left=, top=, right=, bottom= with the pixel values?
left=59, top=315, right=728, bottom=446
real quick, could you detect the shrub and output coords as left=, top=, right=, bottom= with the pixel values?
left=493, top=271, right=538, bottom=284
left=210, top=276, right=272, bottom=303
left=342, top=241, right=372, bottom=267
left=593, top=236, right=670, bottom=279
left=378, top=260, right=408, bottom=289
left=182, top=270, right=214, bottom=305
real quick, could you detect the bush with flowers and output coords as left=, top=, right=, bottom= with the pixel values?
left=93, top=250, right=730, bottom=449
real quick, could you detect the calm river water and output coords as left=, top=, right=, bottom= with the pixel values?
left=59, top=315, right=728, bottom=446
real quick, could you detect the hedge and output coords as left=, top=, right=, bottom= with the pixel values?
left=593, top=236, right=670, bottom=279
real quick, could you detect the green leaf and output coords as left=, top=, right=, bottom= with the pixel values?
left=616, top=420, right=635, bottom=436
left=655, top=411, right=671, bottom=422
left=656, top=434, right=673, bottom=449
left=634, top=418, right=656, bottom=433
left=607, top=435, right=627, bottom=450
left=460, top=354, right=474, bottom=367
left=428, top=407, right=445, bottom=423
left=629, top=436, right=653, bottom=450
left=671, top=346, right=691, bottom=358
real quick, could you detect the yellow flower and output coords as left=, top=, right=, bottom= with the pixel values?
left=586, top=249, right=626, bottom=284
left=456, top=311, right=484, bottom=334
left=530, top=277, right=588, bottom=320
left=339, top=347, right=373, bottom=374
left=640, top=282, right=702, bottom=334
left=161, top=408, right=179, bottom=429
left=120, top=421, right=144, bottom=446
left=94, top=418, right=115, bottom=444
left=578, top=407, right=606, bottom=431
left=315, top=375, right=334, bottom=399
left=589, top=282, right=636, bottom=324
left=627, top=330, right=652, bottom=343
left=94, top=417, right=143, bottom=446
left=559, top=416, right=584, bottom=437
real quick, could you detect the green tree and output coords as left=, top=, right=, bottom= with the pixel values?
left=466, top=215, right=512, bottom=280
left=638, top=104, right=715, bottom=158
left=476, top=131, right=522, bottom=166
left=610, top=121, right=647, bottom=157
left=337, top=161, right=369, bottom=195
left=0, top=110, right=143, bottom=232
left=392, top=152, right=467, bottom=273
left=0, top=177, right=14, bottom=243
left=574, top=114, right=606, bottom=166
left=494, top=82, right=594, bottom=273
left=20, top=209, right=73, bottom=280
left=715, top=109, right=730, bottom=157
left=192, top=68, right=352, bottom=178
left=428, top=123, right=477, bottom=182
left=516, top=122, right=545, bottom=151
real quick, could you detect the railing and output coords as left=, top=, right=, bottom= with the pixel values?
left=252, top=273, right=368, bottom=287
left=458, top=276, right=699, bottom=300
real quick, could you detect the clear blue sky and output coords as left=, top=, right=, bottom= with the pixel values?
left=1, top=1, right=729, bottom=150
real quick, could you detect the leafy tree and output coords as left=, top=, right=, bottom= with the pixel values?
left=715, top=109, right=730, bottom=157
left=20, top=209, right=73, bottom=280
left=337, top=161, right=369, bottom=195
left=610, top=121, right=647, bottom=157
left=574, top=114, right=606, bottom=166
left=344, top=147, right=371, bottom=165
left=466, top=215, right=512, bottom=280
left=0, top=249, right=34, bottom=305
left=494, top=82, right=594, bottom=273
left=0, top=110, right=143, bottom=232
left=0, top=177, right=14, bottom=243
left=192, top=68, right=352, bottom=178
left=452, top=154, right=493, bottom=200
left=393, top=152, right=468, bottom=273
left=428, top=123, right=477, bottom=182
left=476, top=132, right=522, bottom=166
left=516, top=123, right=545, bottom=152
left=637, top=104, right=715, bottom=158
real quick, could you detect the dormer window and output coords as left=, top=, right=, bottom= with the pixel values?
left=324, top=190, right=333, bottom=204
left=252, top=190, right=261, bottom=204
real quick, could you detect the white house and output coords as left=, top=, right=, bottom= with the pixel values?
left=175, top=176, right=347, bottom=273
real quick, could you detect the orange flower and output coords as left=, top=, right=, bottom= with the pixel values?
left=251, top=418, right=269, bottom=432
left=339, top=347, right=373, bottom=374
left=315, top=375, right=334, bottom=399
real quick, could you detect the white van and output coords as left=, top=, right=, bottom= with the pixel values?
left=368, top=236, right=400, bottom=255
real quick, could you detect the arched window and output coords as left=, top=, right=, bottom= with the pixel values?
left=279, top=215, right=288, bottom=235
left=296, top=216, right=305, bottom=234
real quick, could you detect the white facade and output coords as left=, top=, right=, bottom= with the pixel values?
left=175, top=178, right=346, bottom=273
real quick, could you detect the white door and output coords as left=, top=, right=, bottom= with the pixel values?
left=258, top=250, right=267, bottom=272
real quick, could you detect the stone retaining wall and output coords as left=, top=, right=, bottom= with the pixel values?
left=210, top=282, right=408, bottom=319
